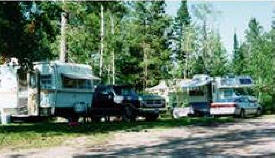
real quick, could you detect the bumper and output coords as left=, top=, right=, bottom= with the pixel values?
left=210, top=107, right=236, bottom=116
left=138, top=108, right=166, bottom=115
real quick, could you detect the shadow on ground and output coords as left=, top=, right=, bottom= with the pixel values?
left=73, top=124, right=275, bottom=157
left=0, top=117, right=234, bottom=135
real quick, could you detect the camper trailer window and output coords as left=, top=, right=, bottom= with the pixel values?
left=63, top=76, right=77, bottom=88
left=40, top=75, right=52, bottom=89
left=189, top=88, right=204, bottom=96
left=62, top=76, right=92, bottom=89
left=78, top=79, right=92, bottom=89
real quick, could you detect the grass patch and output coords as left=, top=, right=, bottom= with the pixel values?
left=0, top=117, right=234, bottom=150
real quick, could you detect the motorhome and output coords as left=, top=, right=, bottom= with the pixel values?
left=0, top=59, right=100, bottom=124
left=210, top=76, right=261, bottom=117
left=181, top=74, right=259, bottom=117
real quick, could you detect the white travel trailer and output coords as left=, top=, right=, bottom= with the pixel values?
left=0, top=59, right=100, bottom=124
left=182, top=74, right=213, bottom=116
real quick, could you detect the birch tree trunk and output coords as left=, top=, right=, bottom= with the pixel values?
left=110, top=13, right=115, bottom=85
left=202, top=20, right=208, bottom=73
left=143, top=42, right=148, bottom=89
left=60, top=12, right=67, bottom=62
left=99, top=4, right=104, bottom=77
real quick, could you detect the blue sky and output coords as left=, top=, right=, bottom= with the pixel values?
left=166, top=1, right=274, bottom=58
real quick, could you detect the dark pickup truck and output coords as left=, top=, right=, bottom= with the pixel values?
left=90, top=85, right=166, bottom=122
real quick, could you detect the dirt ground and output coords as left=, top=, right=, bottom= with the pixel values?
left=2, top=115, right=275, bottom=158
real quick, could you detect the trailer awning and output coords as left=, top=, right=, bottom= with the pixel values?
left=182, top=75, right=212, bottom=88
left=62, top=73, right=101, bottom=80
left=146, top=80, right=168, bottom=91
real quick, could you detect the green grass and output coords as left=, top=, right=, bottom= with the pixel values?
left=0, top=117, right=234, bottom=150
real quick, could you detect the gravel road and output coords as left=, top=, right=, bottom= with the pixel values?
left=2, top=115, right=275, bottom=158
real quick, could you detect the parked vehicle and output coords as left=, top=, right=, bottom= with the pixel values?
left=182, top=74, right=260, bottom=117
left=0, top=59, right=100, bottom=123
left=211, top=96, right=262, bottom=118
left=139, top=94, right=166, bottom=110
left=182, top=74, right=212, bottom=116
left=91, top=85, right=166, bottom=122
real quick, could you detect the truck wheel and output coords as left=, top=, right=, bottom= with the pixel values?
left=240, top=109, right=246, bottom=119
left=67, top=116, right=79, bottom=123
left=145, top=114, right=159, bottom=122
left=122, top=106, right=136, bottom=123
left=91, top=116, right=101, bottom=123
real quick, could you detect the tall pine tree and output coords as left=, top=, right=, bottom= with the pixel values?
left=172, top=0, right=191, bottom=78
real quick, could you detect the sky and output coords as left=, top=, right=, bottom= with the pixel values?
left=166, top=0, right=274, bottom=58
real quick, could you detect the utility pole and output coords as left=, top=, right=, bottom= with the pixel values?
left=99, top=4, right=104, bottom=77
left=60, top=12, right=67, bottom=62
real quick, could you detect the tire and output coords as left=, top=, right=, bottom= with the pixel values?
left=145, top=114, right=159, bottom=122
left=256, top=108, right=262, bottom=117
left=240, top=109, right=246, bottom=119
left=91, top=116, right=101, bottom=123
left=67, top=115, right=79, bottom=123
left=211, top=115, right=217, bottom=118
left=122, top=106, right=136, bottom=123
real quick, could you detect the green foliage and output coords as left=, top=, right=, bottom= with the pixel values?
left=231, top=18, right=275, bottom=111
left=171, top=1, right=191, bottom=78
left=1, top=2, right=272, bottom=101
left=232, top=32, right=246, bottom=75
left=0, top=2, right=61, bottom=67
left=116, top=1, right=172, bottom=89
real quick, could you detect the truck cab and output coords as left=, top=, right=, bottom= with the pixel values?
left=91, top=85, right=165, bottom=122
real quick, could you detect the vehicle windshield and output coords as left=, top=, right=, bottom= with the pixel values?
left=114, top=87, right=137, bottom=96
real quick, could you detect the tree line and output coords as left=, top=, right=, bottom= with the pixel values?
left=0, top=1, right=274, bottom=110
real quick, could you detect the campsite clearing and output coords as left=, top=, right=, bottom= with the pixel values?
left=1, top=115, right=275, bottom=157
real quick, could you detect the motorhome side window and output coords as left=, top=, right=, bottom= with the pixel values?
left=62, top=76, right=92, bottom=89
left=224, top=89, right=233, bottom=97
left=40, top=74, right=52, bottom=89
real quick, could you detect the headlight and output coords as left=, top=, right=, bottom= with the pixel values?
left=114, top=96, right=124, bottom=104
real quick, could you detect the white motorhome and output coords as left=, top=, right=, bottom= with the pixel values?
left=210, top=76, right=261, bottom=117
left=181, top=74, right=257, bottom=116
left=0, top=59, right=100, bottom=124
